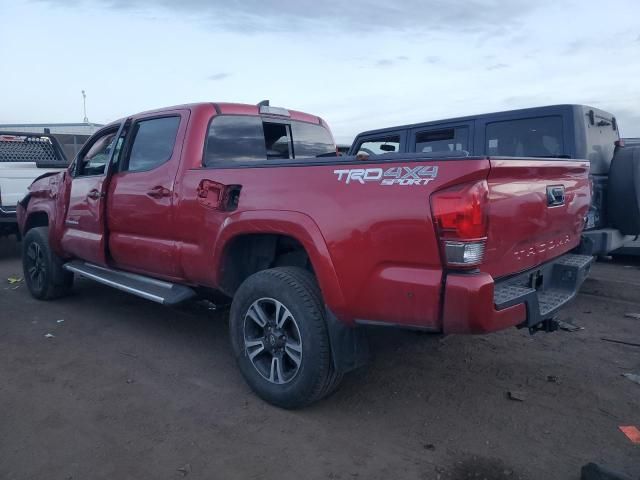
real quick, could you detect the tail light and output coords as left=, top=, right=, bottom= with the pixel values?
left=431, top=180, right=489, bottom=268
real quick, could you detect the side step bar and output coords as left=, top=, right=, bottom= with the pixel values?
left=63, top=261, right=196, bottom=305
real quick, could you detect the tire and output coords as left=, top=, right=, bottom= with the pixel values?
left=608, top=145, right=640, bottom=235
left=229, top=267, right=342, bottom=409
left=22, top=226, right=73, bottom=300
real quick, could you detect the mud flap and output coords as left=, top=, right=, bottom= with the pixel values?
left=325, top=307, right=370, bottom=373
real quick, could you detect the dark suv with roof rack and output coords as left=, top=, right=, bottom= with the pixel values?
left=349, top=104, right=640, bottom=255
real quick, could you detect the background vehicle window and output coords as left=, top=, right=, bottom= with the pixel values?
left=263, top=122, right=291, bottom=159
left=356, top=135, right=401, bottom=155
left=126, top=116, right=180, bottom=172
left=415, top=127, right=468, bottom=153
left=486, top=116, right=564, bottom=157
left=291, top=122, right=336, bottom=158
left=78, top=130, right=122, bottom=176
left=204, top=116, right=266, bottom=166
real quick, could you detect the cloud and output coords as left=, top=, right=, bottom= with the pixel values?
left=207, top=72, right=231, bottom=81
left=563, top=39, right=588, bottom=55
left=38, top=0, right=544, bottom=33
left=375, top=55, right=409, bottom=67
left=486, top=63, right=509, bottom=71
left=613, top=108, right=640, bottom=137
left=424, top=55, right=442, bottom=65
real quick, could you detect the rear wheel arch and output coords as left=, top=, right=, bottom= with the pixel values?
left=213, top=212, right=346, bottom=312
left=218, top=233, right=313, bottom=295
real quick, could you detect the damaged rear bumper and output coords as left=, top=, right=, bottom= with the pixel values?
left=442, top=253, right=593, bottom=334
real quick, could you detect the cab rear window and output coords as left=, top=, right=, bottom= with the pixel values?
left=290, top=121, right=335, bottom=158
left=204, top=116, right=336, bottom=166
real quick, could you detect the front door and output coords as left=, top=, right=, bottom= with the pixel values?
left=60, top=126, right=124, bottom=265
left=106, top=111, right=187, bottom=279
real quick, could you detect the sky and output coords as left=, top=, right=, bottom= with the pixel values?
left=1, top=0, right=639, bottom=144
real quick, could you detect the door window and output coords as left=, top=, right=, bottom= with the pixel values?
left=355, top=135, right=401, bottom=155
left=415, top=127, right=469, bottom=153
left=77, top=130, right=122, bottom=176
left=125, top=116, right=180, bottom=172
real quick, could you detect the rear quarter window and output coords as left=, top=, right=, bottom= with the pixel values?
left=486, top=116, right=564, bottom=157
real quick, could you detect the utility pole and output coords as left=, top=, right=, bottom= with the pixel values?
left=81, top=90, right=88, bottom=123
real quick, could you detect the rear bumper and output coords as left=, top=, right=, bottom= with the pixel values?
left=442, top=253, right=592, bottom=334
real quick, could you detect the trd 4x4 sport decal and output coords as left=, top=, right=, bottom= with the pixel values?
left=333, top=166, right=439, bottom=186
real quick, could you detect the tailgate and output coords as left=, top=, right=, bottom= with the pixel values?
left=483, top=158, right=590, bottom=279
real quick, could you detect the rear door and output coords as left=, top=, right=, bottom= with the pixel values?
left=60, top=125, right=125, bottom=265
left=408, top=122, right=474, bottom=155
left=106, top=110, right=187, bottom=279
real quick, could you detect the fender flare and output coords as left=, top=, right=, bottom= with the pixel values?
left=211, top=209, right=348, bottom=319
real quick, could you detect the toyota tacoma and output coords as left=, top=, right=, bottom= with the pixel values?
left=17, top=101, right=593, bottom=408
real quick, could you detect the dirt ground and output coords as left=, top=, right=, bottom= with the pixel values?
left=0, top=236, right=638, bottom=480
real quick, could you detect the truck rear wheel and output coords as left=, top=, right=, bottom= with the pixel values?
left=229, top=267, right=342, bottom=409
left=22, top=227, right=73, bottom=300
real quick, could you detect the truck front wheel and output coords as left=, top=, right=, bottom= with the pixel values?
left=22, top=227, right=73, bottom=300
left=229, top=267, right=342, bottom=409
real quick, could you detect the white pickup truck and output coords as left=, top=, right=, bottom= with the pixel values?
left=0, top=133, right=68, bottom=238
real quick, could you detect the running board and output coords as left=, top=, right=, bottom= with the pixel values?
left=63, top=261, right=196, bottom=305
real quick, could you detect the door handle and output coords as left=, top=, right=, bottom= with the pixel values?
left=87, top=189, right=103, bottom=200
left=546, top=185, right=565, bottom=207
left=146, top=186, right=171, bottom=199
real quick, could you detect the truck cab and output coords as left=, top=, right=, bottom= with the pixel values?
left=349, top=104, right=637, bottom=255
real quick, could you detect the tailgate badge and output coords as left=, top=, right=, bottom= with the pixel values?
left=546, top=185, right=565, bottom=207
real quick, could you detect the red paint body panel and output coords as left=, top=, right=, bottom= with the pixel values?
left=442, top=272, right=526, bottom=334
left=17, top=102, right=591, bottom=334
left=59, top=175, right=109, bottom=265
left=483, top=159, right=591, bottom=278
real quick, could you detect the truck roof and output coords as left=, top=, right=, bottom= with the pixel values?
left=355, top=104, right=612, bottom=137
left=103, top=102, right=326, bottom=130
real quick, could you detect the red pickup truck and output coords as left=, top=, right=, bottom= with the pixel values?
left=17, top=101, right=593, bottom=408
